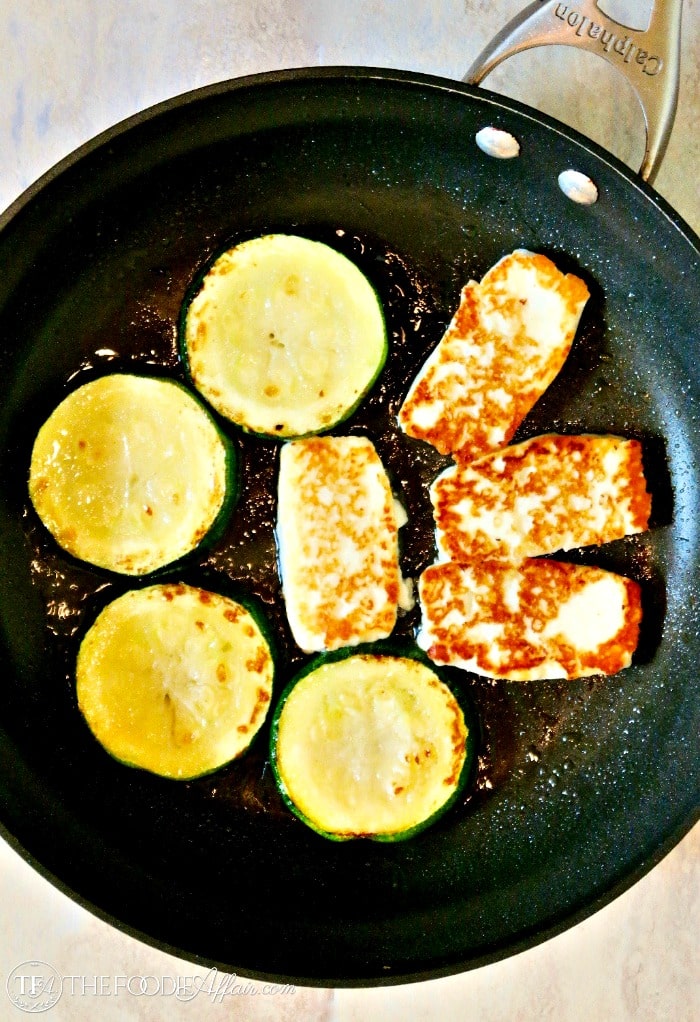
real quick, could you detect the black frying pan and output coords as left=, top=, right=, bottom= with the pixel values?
left=0, top=64, right=698, bottom=986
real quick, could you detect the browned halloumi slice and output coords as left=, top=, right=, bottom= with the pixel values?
left=398, top=250, right=590, bottom=462
left=417, top=559, right=642, bottom=681
left=276, top=435, right=406, bottom=653
left=432, top=433, right=651, bottom=562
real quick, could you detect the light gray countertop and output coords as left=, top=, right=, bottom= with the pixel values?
left=1, top=2, right=698, bottom=1019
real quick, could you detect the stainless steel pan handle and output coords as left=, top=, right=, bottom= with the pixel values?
left=464, top=0, right=682, bottom=184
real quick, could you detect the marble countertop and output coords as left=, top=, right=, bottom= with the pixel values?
left=1, top=2, right=697, bottom=1019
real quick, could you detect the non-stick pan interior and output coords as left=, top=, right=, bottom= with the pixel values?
left=0, top=68, right=697, bottom=984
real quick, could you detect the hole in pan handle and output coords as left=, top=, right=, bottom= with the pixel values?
left=463, top=0, right=682, bottom=184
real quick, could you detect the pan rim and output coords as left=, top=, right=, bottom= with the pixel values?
left=1, top=809, right=698, bottom=987
left=1, top=65, right=698, bottom=253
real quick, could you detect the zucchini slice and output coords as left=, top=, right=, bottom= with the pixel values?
left=76, top=583, right=274, bottom=779
left=29, top=374, right=234, bottom=575
left=270, top=651, right=472, bottom=841
left=181, top=234, right=388, bottom=438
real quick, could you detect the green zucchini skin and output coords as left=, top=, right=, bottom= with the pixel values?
left=155, top=381, right=241, bottom=571
left=178, top=233, right=388, bottom=441
left=269, top=643, right=477, bottom=842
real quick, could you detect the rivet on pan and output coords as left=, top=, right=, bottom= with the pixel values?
left=475, top=127, right=520, bottom=159
left=557, top=170, right=599, bottom=205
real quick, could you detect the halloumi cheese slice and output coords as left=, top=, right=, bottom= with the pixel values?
left=417, top=559, right=642, bottom=680
left=432, top=433, right=651, bottom=562
left=276, top=435, right=406, bottom=652
left=398, top=250, right=590, bottom=462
